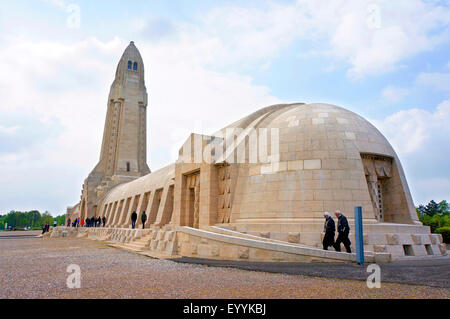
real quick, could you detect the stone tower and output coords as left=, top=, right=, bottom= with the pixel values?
left=78, top=41, right=150, bottom=220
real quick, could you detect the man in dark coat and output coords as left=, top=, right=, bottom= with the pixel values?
left=141, top=211, right=147, bottom=229
left=102, top=216, right=106, bottom=227
left=322, top=212, right=336, bottom=250
left=90, top=216, right=95, bottom=228
left=131, top=211, right=137, bottom=229
left=333, top=210, right=352, bottom=253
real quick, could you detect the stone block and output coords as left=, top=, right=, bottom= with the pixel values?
left=211, top=245, right=219, bottom=257
left=374, top=253, right=391, bottom=263
left=259, top=232, right=270, bottom=238
left=410, top=245, right=427, bottom=256
left=386, top=234, right=399, bottom=245
left=238, top=247, right=249, bottom=259
left=411, top=234, right=422, bottom=245
left=373, top=245, right=387, bottom=253
left=287, top=232, right=300, bottom=243
left=304, top=159, right=321, bottom=170
left=386, top=245, right=404, bottom=257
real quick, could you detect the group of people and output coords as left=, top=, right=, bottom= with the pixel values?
left=322, top=210, right=352, bottom=253
left=131, top=211, right=147, bottom=229
left=41, top=223, right=50, bottom=234
left=66, top=216, right=106, bottom=228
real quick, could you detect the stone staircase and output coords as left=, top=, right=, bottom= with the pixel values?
left=107, top=226, right=179, bottom=258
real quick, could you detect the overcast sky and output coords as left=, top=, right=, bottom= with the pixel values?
left=0, top=0, right=449, bottom=215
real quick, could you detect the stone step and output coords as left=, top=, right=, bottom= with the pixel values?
left=125, top=243, right=148, bottom=250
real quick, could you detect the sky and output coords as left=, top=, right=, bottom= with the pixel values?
left=0, top=0, right=449, bottom=216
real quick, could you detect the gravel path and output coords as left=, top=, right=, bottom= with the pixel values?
left=172, top=256, right=450, bottom=288
left=0, top=236, right=448, bottom=299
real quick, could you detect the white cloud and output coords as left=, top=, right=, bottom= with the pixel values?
left=371, top=99, right=450, bottom=155
left=0, top=35, right=280, bottom=213
left=381, top=86, right=409, bottom=103
left=416, top=72, right=450, bottom=92
left=127, top=0, right=450, bottom=79
left=371, top=100, right=450, bottom=204
left=0, top=125, right=20, bottom=135
left=166, top=0, right=450, bottom=78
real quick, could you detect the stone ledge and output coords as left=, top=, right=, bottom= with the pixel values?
left=176, top=226, right=389, bottom=263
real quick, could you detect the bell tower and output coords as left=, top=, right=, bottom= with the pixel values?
left=78, top=41, right=150, bottom=220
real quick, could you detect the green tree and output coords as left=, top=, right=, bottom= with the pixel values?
left=438, top=200, right=449, bottom=215
left=41, top=211, right=54, bottom=226
left=424, top=200, right=440, bottom=216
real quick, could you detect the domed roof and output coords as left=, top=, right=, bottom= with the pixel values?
left=217, top=102, right=397, bottom=162
left=270, top=103, right=396, bottom=159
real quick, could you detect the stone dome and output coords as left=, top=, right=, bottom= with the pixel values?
left=218, top=103, right=418, bottom=225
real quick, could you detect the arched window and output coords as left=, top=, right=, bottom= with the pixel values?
left=133, top=62, right=138, bottom=71
left=127, top=60, right=132, bottom=70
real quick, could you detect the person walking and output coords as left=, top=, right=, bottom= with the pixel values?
left=53, top=220, right=57, bottom=228
left=322, top=212, right=336, bottom=250
left=131, top=211, right=137, bottom=229
left=90, top=216, right=95, bottom=228
left=141, top=211, right=147, bottom=229
left=102, top=216, right=106, bottom=227
left=333, top=210, right=352, bottom=253
left=67, top=218, right=71, bottom=227
left=80, top=219, right=85, bottom=227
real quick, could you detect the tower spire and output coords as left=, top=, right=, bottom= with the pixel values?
left=78, top=41, right=150, bottom=220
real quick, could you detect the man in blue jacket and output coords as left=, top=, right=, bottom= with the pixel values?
left=333, top=210, right=352, bottom=253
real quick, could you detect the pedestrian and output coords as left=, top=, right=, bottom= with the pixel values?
left=67, top=218, right=71, bottom=227
left=333, top=210, right=352, bottom=253
left=80, top=218, right=85, bottom=227
left=90, top=216, right=95, bottom=228
left=42, top=224, right=46, bottom=234
left=53, top=220, right=57, bottom=228
left=102, top=216, right=106, bottom=227
left=97, top=216, right=101, bottom=227
left=322, top=212, right=336, bottom=250
left=131, top=211, right=137, bottom=229
left=141, top=211, right=147, bottom=229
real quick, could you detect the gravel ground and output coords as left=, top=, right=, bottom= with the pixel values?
left=0, top=236, right=449, bottom=299
left=173, top=256, right=450, bottom=288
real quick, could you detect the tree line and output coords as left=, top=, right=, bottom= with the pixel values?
left=416, top=200, right=450, bottom=243
left=0, top=210, right=66, bottom=230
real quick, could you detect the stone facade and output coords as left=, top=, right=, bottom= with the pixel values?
left=63, top=42, right=445, bottom=262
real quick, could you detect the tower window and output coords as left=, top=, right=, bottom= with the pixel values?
left=126, top=162, right=130, bottom=172
left=133, top=62, right=138, bottom=71
left=127, top=60, right=132, bottom=70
